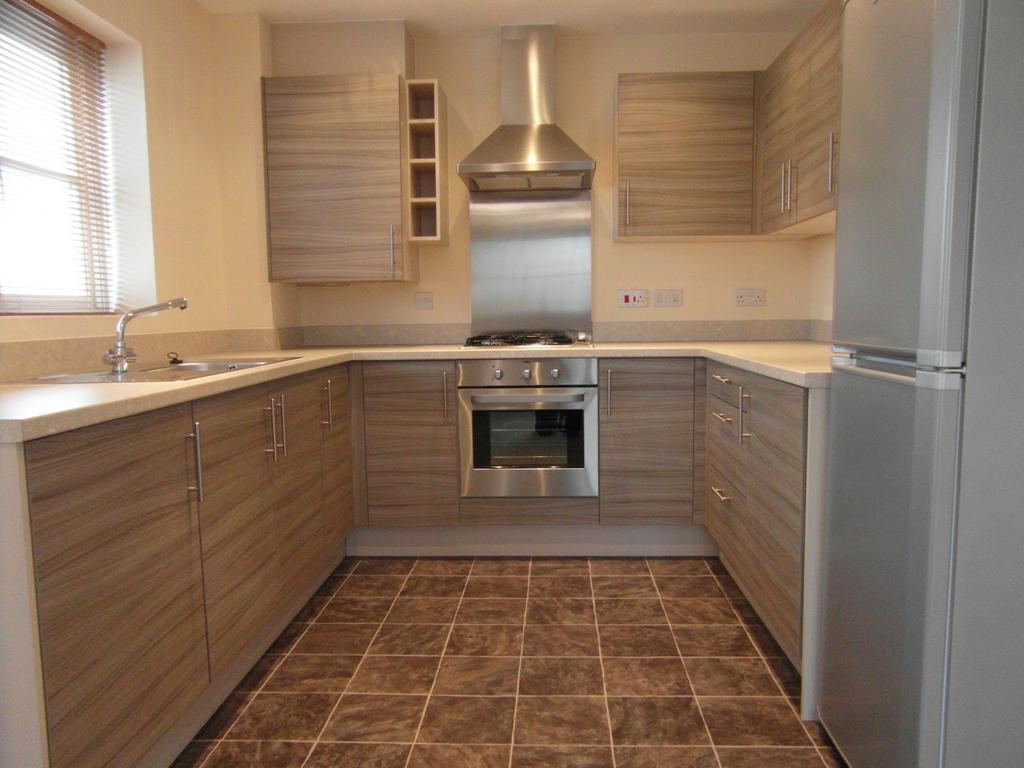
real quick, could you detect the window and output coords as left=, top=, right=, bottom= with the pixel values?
left=0, top=0, right=114, bottom=313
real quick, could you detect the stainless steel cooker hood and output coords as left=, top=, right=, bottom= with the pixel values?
left=458, top=26, right=595, bottom=192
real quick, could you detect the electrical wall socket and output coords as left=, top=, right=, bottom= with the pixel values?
left=414, top=291, right=434, bottom=310
left=617, top=289, right=649, bottom=307
left=735, top=288, right=767, bottom=307
left=652, top=289, right=682, bottom=308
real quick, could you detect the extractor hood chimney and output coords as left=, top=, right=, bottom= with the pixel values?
left=458, top=26, right=596, bottom=192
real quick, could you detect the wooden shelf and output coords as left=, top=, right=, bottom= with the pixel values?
left=404, top=79, right=447, bottom=244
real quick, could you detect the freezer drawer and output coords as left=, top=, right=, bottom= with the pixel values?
left=820, top=360, right=962, bottom=768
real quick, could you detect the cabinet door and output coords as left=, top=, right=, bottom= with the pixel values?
left=794, top=0, right=842, bottom=222
left=270, top=372, right=325, bottom=603
left=599, top=359, right=695, bottom=524
left=24, top=405, right=209, bottom=768
left=193, top=384, right=278, bottom=677
left=264, top=74, right=407, bottom=282
left=363, top=361, right=458, bottom=525
left=747, top=374, right=807, bottom=665
left=616, top=72, right=755, bottom=236
left=321, top=365, right=355, bottom=565
left=757, top=47, right=801, bottom=233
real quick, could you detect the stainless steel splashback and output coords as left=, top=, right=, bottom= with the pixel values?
left=469, top=189, right=592, bottom=337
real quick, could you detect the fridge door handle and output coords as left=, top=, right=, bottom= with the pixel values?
left=833, top=357, right=964, bottom=391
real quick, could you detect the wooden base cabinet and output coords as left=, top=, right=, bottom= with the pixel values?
left=599, top=359, right=696, bottom=524
left=24, top=405, right=210, bottom=768
left=363, top=361, right=458, bottom=526
left=706, top=362, right=807, bottom=668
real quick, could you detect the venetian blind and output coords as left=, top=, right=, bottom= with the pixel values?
left=0, top=0, right=114, bottom=313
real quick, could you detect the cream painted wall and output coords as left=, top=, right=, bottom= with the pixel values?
left=294, top=27, right=838, bottom=329
left=0, top=0, right=297, bottom=342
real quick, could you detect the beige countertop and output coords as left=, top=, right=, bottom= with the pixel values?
left=0, top=341, right=833, bottom=443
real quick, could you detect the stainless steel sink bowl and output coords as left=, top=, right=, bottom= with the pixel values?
left=34, top=357, right=300, bottom=384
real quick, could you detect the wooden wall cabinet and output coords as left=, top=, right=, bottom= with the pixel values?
left=24, top=406, right=209, bottom=768
left=263, top=73, right=416, bottom=283
left=615, top=72, right=757, bottom=237
left=599, top=358, right=696, bottom=523
left=705, top=361, right=807, bottom=668
left=362, top=361, right=459, bottom=526
left=756, top=0, right=842, bottom=232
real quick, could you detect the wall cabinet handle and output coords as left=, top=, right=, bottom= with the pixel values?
left=265, top=397, right=279, bottom=462
left=277, top=395, right=288, bottom=457
left=711, top=486, right=732, bottom=503
left=442, top=371, right=449, bottom=423
left=389, top=224, right=396, bottom=275
left=625, top=180, right=631, bottom=227
left=786, top=158, right=793, bottom=212
left=187, top=421, right=205, bottom=502
left=780, top=162, right=787, bottom=214
left=827, top=131, right=835, bottom=192
left=711, top=410, right=733, bottom=425
left=322, top=379, right=334, bottom=431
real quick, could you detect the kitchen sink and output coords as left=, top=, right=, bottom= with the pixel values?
left=34, top=357, right=300, bottom=384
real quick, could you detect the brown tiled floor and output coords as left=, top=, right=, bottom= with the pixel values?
left=173, top=557, right=847, bottom=768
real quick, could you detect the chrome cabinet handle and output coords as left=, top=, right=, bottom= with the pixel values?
left=625, top=181, right=631, bottom=227
left=711, top=486, right=732, bottom=503
left=786, top=158, right=793, bottom=212
left=606, top=369, right=613, bottom=417
left=780, top=162, right=786, bottom=214
left=265, top=397, right=278, bottom=462
left=389, top=224, right=396, bottom=275
left=711, top=410, right=733, bottom=425
left=711, top=373, right=731, bottom=385
left=187, top=421, right=205, bottom=502
left=277, top=395, right=288, bottom=457
left=322, top=379, right=334, bottom=431
left=737, top=386, right=752, bottom=445
left=827, top=131, right=835, bottom=192
left=442, top=371, right=449, bottom=423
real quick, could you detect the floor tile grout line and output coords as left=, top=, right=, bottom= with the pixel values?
left=298, top=559, right=420, bottom=768
left=650, top=557, right=723, bottom=768
left=506, top=557, right=531, bottom=768
left=195, top=562, right=358, bottom=768
left=707, top=567, right=829, bottom=766
left=402, top=563, right=473, bottom=767
left=590, top=557, right=619, bottom=767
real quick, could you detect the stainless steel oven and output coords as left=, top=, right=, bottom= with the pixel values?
left=457, top=358, right=598, bottom=497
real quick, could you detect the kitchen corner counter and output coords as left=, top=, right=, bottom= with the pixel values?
left=0, top=341, right=832, bottom=443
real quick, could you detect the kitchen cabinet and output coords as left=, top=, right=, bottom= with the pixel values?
left=23, top=405, right=209, bottom=768
left=192, top=384, right=279, bottom=677
left=599, top=358, right=696, bottom=523
left=268, top=372, right=326, bottom=606
left=362, top=361, right=459, bottom=526
left=705, top=361, right=807, bottom=667
left=615, top=72, right=757, bottom=237
left=756, top=0, right=842, bottom=232
left=320, top=365, right=355, bottom=566
left=263, top=73, right=416, bottom=283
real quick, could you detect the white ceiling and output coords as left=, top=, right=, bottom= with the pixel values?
left=194, top=0, right=825, bottom=36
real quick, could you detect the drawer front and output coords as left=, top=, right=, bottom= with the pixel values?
left=707, top=396, right=752, bottom=493
left=708, top=362, right=747, bottom=407
left=705, top=464, right=746, bottom=555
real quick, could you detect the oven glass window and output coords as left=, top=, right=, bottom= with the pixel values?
left=472, top=410, right=585, bottom=469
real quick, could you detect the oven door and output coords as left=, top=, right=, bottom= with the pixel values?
left=458, top=386, right=599, bottom=497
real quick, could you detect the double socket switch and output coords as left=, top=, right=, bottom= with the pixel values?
left=618, top=289, right=682, bottom=308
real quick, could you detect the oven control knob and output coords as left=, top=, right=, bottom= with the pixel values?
left=521, top=368, right=532, bottom=380
left=493, top=369, right=504, bottom=380
left=550, top=368, right=561, bottom=379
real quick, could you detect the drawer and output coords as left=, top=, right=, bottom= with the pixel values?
left=705, top=464, right=746, bottom=554
left=707, top=396, right=752, bottom=493
left=708, top=362, right=748, bottom=408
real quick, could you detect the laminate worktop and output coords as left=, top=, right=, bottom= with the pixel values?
left=0, top=341, right=832, bottom=443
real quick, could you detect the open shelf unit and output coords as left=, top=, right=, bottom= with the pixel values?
left=404, top=79, right=447, bottom=244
